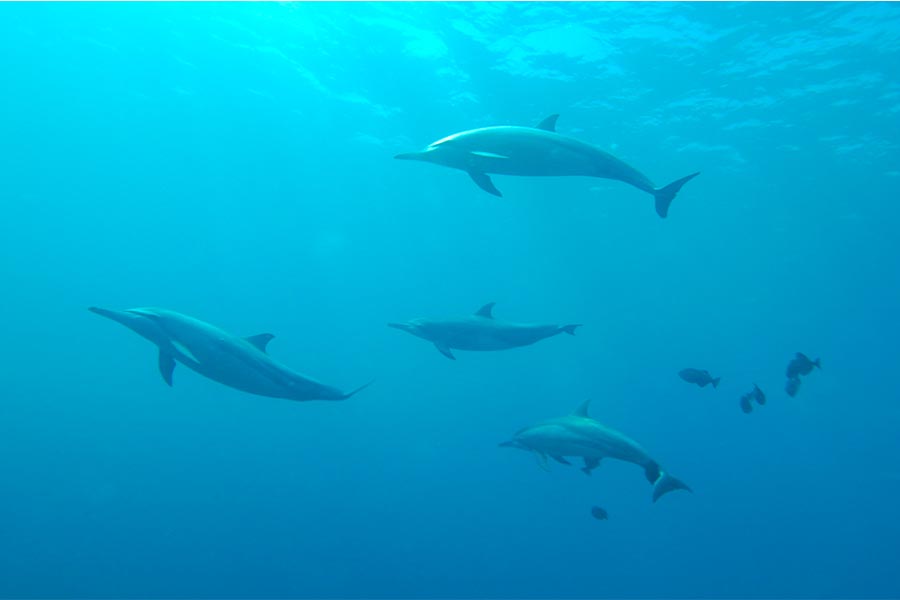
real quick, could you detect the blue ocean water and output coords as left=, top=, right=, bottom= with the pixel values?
left=1, top=1, right=899, bottom=597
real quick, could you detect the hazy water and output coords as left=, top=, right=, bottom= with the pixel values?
left=1, top=2, right=899, bottom=598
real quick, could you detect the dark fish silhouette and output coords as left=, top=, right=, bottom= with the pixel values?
left=786, top=352, right=821, bottom=379
left=739, top=384, right=765, bottom=414
left=678, top=368, right=721, bottom=389
left=751, top=384, right=766, bottom=405
left=591, top=506, right=608, bottom=521
left=785, top=377, right=801, bottom=398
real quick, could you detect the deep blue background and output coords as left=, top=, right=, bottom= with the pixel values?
left=1, top=2, right=899, bottom=597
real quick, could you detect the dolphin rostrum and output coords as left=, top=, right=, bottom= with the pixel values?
left=500, top=399, right=691, bottom=503
left=89, top=306, right=372, bottom=401
left=395, top=114, right=700, bottom=218
left=388, top=302, right=581, bottom=360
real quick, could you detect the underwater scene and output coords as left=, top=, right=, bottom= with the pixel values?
left=1, top=1, right=899, bottom=598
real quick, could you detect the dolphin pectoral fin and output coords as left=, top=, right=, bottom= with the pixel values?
left=551, top=455, right=572, bottom=466
left=434, top=342, right=456, bottom=360
left=653, top=172, right=700, bottom=218
left=535, top=114, right=559, bottom=132
left=533, top=451, right=550, bottom=471
left=158, top=351, right=175, bottom=386
left=582, top=457, right=601, bottom=475
left=468, top=172, right=502, bottom=197
left=245, top=333, right=275, bottom=353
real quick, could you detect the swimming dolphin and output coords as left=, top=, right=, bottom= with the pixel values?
left=500, top=400, right=691, bottom=503
left=395, top=114, right=700, bottom=218
left=388, top=302, right=581, bottom=360
left=89, top=307, right=372, bottom=401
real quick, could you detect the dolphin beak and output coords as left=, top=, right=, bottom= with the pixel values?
left=88, top=306, right=135, bottom=326
left=387, top=322, right=412, bottom=332
left=498, top=440, right=516, bottom=448
left=394, top=152, right=423, bottom=161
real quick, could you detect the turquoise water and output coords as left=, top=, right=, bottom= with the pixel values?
left=1, top=2, right=899, bottom=597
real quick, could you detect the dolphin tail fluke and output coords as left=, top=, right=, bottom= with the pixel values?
left=653, top=172, right=700, bottom=218
left=712, top=377, right=721, bottom=389
left=341, top=379, right=375, bottom=400
left=560, top=324, right=582, bottom=336
left=652, top=472, right=692, bottom=503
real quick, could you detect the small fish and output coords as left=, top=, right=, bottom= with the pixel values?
left=739, top=384, right=765, bottom=414
left=751, top=384, right=766, bottom=405
left=591, top=506, right=608, bottom=520
left=678, top=368, right=721, bottom=389
left=785, top=377, right=801, bottom=398
left=786, top=352, right=821, bottom=380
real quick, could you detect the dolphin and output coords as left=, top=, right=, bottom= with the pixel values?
left=395, top=114, right=700, bottom=218
left=89, top=306, right=372, bottom=401
left=500, top=400, right=691, bottom=503
left=388, top=302, right=581, bottom=360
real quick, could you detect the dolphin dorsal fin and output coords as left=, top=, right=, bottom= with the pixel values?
left=536, top=114, right=559, bottom=132
left=245, top=333, right=275, bottom=352
left=572, top=399, right=591, bottom=418
left=475, top=302, right=496, bottom=318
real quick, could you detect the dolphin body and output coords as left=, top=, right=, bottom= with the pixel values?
left=395, top=114, right=700, bottom=218
left=500, top=400, right=691, bottom=503
left=388, top=302, right=580, bottom=360
left=89, top=307, right=371, bottom=401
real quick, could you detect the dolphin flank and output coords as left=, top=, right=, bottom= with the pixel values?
left=89, top=306, right=372, bottom=401
left=395, top=114, right=700, bottom=218
left=500, top=399, right=692, bottom=503
left=389, top=302, right=581, bottom=360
